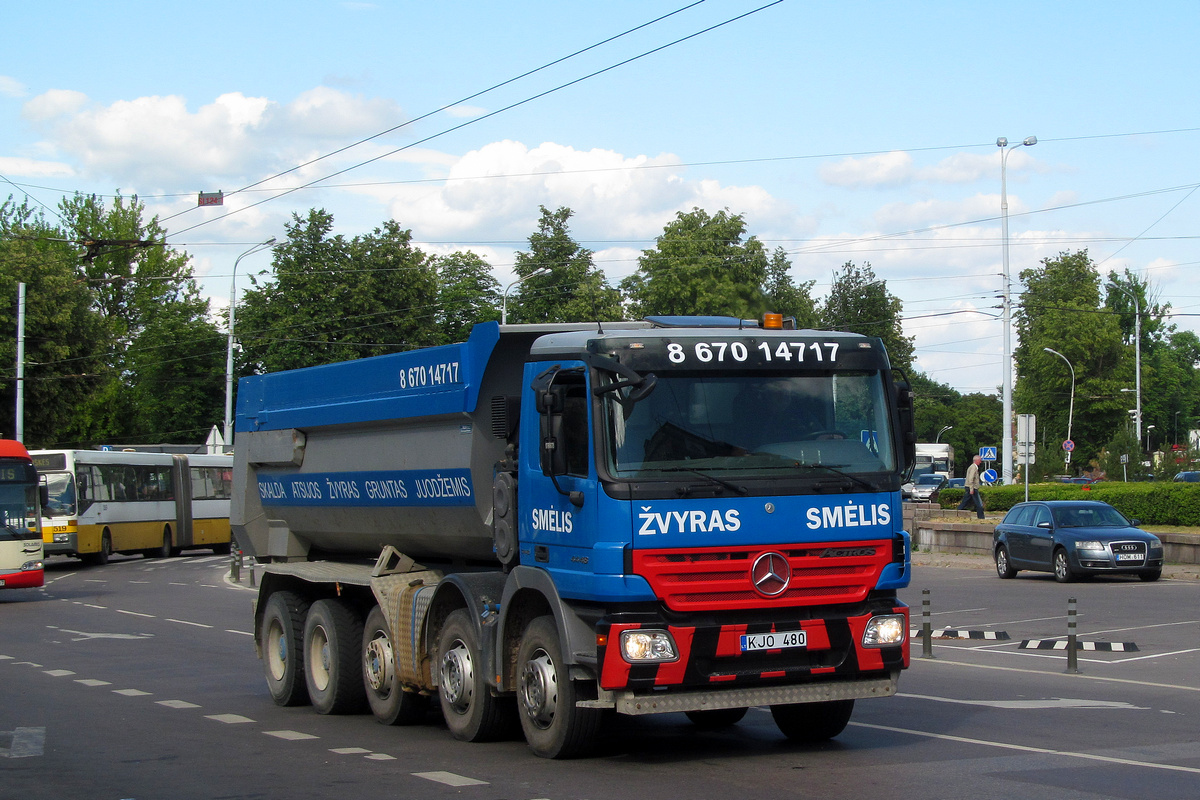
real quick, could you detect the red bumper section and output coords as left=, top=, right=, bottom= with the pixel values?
left=0, top=568, right=44, bottom=589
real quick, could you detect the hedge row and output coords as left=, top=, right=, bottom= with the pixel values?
left=937, top=483, right=1200, bottom=527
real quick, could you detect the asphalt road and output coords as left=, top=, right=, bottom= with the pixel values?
left=2, top=553, right=1199, bottom=799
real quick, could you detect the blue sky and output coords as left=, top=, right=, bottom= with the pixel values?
left=2, top=0, right=1197, bottom=399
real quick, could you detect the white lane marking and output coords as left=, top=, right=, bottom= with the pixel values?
left=113, top=689, right=151, bottom=697
left=157, top=700, right=201, bottom=709
left=365, top=753, right=396, bottom=760
left=0, top=655, right=11, bottom=660
left=165, top=618, right=212, bottom=628
left=898, top=693, right=1148, bottom=710
left=83, top=603, right=106, bottom=609
left=413, top=772, right=489, bottom=787
left=0, top=727, right=45, bottom=759
left=75, top=679, right=111, bottom=687
left=11, top=661, right=42, bottom=667
left=129, top=581, right=150, bottom=584
left=914, top=656, right=1200, bottom=693
left=117, top=610, right=156, bottom=618
left=43, top=669, right=75, bottom=677
left=169, top=582, right=188, bottom=586
left=207, top=714, right=254, bottom=724
left=225, top=629, right=254, bottom=636
left=852, top=721, right=1200, bottom=775
left=265, top=730, right=318, bottom=741
left=56, top=629, right=153, bottom=641
left=331, top=747, right=372, bottom=754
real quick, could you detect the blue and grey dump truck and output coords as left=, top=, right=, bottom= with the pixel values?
left=233, top=315, right=916, bottom=758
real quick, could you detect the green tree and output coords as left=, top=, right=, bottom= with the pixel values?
left=237, top=210, right=440, bottom=374
left=1015, top=250, right=1127, bottom=467
left=820, top=261, right=914, bottom=371
left=507, top=206, right=622, bottom=324
left=763, top=247, right=820, bottom=327
left=621, top=208, right=768, bottom=319
left=0, top=198, right=108, bottom=446
left=435, top=251, right=500, bottom=343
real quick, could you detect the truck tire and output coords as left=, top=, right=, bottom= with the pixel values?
left=436, top=609, right=511, bottom=742
left=362, top=605, right=430, bottom=725
left=261, top=591, right=311, bottom=707
left=304, top=599, right=368, bottom=714
left=770, top=699, right=854, bottom=742
left=516, top=615, right=603, bottom=758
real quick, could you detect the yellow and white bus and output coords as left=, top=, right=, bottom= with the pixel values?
left=30, top=449, right=233, bottom=565
left=0, top=440, right=43, bottom=589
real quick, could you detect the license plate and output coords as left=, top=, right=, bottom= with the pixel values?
left=1116, top=553, right=1144, bottom=562
left=740, top=630, right=806, bottom=652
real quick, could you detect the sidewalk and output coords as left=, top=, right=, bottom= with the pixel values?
left=910, top=549, right=1200, bottom=581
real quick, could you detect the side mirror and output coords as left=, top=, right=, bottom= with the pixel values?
left=893, top=377, right=917, bottom=472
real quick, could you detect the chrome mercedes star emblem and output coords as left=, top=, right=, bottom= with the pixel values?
left=751, top=551, right=791, bottom=597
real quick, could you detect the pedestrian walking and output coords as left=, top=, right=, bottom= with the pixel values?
left=957, top=454, right=985, bottom=519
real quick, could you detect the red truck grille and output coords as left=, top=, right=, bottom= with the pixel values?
left=632, top=540, right=893, bottom=612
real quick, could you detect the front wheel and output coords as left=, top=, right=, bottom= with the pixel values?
left=995, top=545, right=1017, bottom=579
left=516, top=615, right=603, bottom=758
left=436, top=609, right=512, bottom=742
left=304, top=598, right=367, bottom=715
left=1053, top=549, right=1075, bottom=583
left=771, top=699, right=855, bottom=743
left=362, top=606, right=430, bottom=725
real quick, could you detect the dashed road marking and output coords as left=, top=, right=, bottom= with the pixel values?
left=113, top=689, right=151, bottom=697
left=158, top=700, right=201, bottom=709
left=207, top=714, right=254, bottom=724
left=365, top=753, right=396, bottom=760
left=166, top=618, right=212, bottom=628
left=413, top=772, right=489, bottom=787
left=225, top=629, right=254, bottom=636
left=43, top=669, right=75, bottom=677
left=75, top=679, right=111, bottom=687
left=331, top=747, right=372, bottom=755
left=265, top=730, right=319, bottom=741
left=118, top=610, right=156, bottom=618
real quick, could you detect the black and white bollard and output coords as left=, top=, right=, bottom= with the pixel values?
left=920, top=589, right=934, bottom=659
left=1065, top=597, right=1079, bottom=674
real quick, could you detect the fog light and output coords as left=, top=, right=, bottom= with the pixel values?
left=620, top=630, right=678, bottom=662
left=54, top=533, right=69, bottom=543
left=862, top=614, right=906, bottom=647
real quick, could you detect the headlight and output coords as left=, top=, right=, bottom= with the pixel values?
left=862, top=614, right=906, bottom=647
left=1075, top=541, right=1105, bottom=552
left=620, top=630, right=679, bottom=663
left=21, top=560, right=43, bottom=572
left=54, top=533, right=70, bottom=543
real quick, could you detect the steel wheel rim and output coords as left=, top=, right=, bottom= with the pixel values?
left=266, top=620, right=287, bottom=681
left=440, top=640, right=474, bottom=713
left=520, top=649, right=558, bottom=730
left=365, top=633, right=392, bottom=693
left=308, top=624, right=332, bottom=691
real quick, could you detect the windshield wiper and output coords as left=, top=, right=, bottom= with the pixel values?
left=795, top=463, right=877, bottom=492
left=660, top=467, right=748, bottom=496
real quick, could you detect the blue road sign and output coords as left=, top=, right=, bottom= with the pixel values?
left=979, top=446, right=997, bottom=460
left=982, top=468, right=998, bottom=483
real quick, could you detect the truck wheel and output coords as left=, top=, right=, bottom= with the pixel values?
left=770, top=699, right=855, bottom=742
left=685, top=707, right=749, bottom=728
left=261, top=591, right=311, bottom=706
left=362, top=606, right=430, bottom=725
left=436, top=609, right=510, bottom=742
left=516, top=615, right=603, bottom=758
left=304, top=599, right=367, bottom=714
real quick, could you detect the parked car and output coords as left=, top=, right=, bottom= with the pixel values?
left=992, top=500, right=1163, bottom=583
left=910, top=473, right=947, bottom=502
left=1172, top=471, right=1200, bottom=483
left=946, top=477, right=965, bottom=489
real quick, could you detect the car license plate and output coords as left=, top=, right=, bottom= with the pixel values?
left=1116, top=553, right=1144, bottom=562
left=740, top=630, right=806, bottom=652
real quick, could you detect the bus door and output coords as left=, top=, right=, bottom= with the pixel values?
left=172, top=455, right=193, bottom=549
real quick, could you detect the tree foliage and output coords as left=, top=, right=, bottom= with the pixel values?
left=507, top=206, right=622, bottom=324
left=435, top=251, right=501, bottom=343
left=820, top=261, right=914, bottom=372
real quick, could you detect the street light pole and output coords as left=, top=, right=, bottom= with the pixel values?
left=999, top=135, right=1037, bottom=485
left=501, top=267, right=550, bottom=325
left=1043, top=347, right=1075, bottom=469
left=935, top=425, right=952, bottom=443
left=1146, top=424, right=1156, bottom=453
left=225, top=237, right=277, bottom=451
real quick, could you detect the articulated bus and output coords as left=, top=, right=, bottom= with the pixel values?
left=29, top=449, right=234, bottom=564
left=0, top=440, right=44, bottom=589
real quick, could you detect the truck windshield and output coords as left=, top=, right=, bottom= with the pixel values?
left=602, top=370, right=896, bottom=479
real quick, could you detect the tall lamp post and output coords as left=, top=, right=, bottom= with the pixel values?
left=935, top=425, right=952, bottom=443
left=501, top=266, right=550, bottom=325
left=1146, top=424, right=1156, bottom=453
left=1043, top=347, right=1075, bottom=470
left=998, top=135, right=1037, bottom=485
left=1110, top=283, right=1142, bottom=447
left=225, top=237, right=277, bottom=451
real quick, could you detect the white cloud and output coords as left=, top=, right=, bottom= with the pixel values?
left=445, top=105, right=485, bottom=119
left=0, top=155, right=74, bottom=178
left=22, top=89, right=88, bottom=121
left=821, top=150, right=1038, bottom=189
left=0, top=75, right=27, bottom=98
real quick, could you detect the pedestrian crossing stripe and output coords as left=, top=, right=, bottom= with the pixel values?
left=1019, top=639, right=1139, bottom=652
